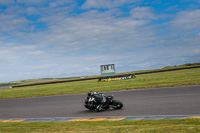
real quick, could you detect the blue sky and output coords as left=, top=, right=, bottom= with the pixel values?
left=0, top=0, right=200, bottom=83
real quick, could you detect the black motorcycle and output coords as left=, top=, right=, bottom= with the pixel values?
left=84, top=90, right=123, bottom=112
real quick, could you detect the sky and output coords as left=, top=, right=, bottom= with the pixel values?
left=0, top=0, right=200, bottom=83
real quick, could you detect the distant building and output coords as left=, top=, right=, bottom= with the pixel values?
left=100, top=64, right=116, bottom=77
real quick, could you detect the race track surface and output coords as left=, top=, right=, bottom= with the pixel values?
left=0, top=85, right=200, bottom=119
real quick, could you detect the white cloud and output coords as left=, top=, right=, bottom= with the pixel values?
left=16, top=0, right=48, bottom=5
left=0, top=14, right=28, bottom=33
left=49, top=0, right=75, bottom=7
left=171, top=9, right=200, bottom=31
left=0, top=0, right=15, bottom=5
left=81, top=0, right=138, bottom=9
left=26, top=7, right=39, bottom=15
left=130, top=7, right=158, bottom=20
left=31, top=15, right=156, bottom=57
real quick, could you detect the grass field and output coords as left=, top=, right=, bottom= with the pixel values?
left=0, top=68, right=200, bottom=99
left=0, top=119, right=200, bottom=133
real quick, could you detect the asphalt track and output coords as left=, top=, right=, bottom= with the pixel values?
left=0, top=85, right=200, bottom=119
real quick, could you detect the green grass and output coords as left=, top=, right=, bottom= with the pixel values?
left=0, top=119, right=200, bottom=133
left=0, top=68, right=200, bottom=99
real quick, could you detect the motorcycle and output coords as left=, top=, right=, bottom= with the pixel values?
left=84, top=90, right=123, bottom=112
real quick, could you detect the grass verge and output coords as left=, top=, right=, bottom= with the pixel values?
left=0, top=68, right=200, bottom=99
left=0, top=119, right=200, bottom=133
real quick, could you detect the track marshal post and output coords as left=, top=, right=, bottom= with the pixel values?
left=99, top=64, right=135, bottom=82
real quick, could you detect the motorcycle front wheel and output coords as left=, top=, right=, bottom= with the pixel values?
left=112, top=100, right=123, bottom=109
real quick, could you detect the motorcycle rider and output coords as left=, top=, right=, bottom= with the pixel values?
left=85, top=90, right=123, bottom=112
left=87, top=90, right=110, bottom=111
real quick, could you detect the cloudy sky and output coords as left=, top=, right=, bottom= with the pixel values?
left=0, top=0, right=200, bottom=83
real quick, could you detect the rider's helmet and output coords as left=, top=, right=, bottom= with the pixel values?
left=88, top=90, right=94, bottom=96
